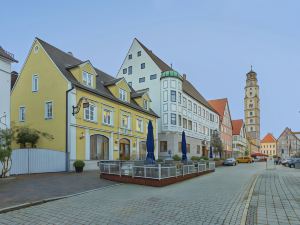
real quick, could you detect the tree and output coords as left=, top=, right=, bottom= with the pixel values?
left=0, top=129, right=14, bottom=178
left=15, top=127, right=53, bottom=148
left=244, top=149, right=249, bottom=156
left=211, top=130, right=223, bottom=158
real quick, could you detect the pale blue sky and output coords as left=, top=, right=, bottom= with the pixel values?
left=1, top=0, right=299, bottom=138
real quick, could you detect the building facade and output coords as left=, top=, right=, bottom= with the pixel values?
left=0, top=46, right=18, bottom=129
left=260, top=133, right=277, bottom=156
left=244, top=68, right=260, bottom=153
left=277, top=128, right=300, bottom=158
left=116, top=39, right=220, bottom=159
left=208, top=99, right=233, bottom=158
left=11, top=38, right=158, bottom=170
left=232, top=119, right=247, bottom=157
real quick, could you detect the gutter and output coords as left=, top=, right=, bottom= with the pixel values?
left=65, top=85, right=75, bottom=172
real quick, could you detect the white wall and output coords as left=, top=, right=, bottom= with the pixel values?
left=0, top=59, right=12, bottom=129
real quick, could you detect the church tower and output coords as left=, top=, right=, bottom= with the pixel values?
left=244, top=67, right=260, bottom=153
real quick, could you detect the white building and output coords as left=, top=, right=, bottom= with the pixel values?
left=0, top=46, right=18, bottom=129
left=232, top=119, right=247, bottom=157
left=117, top=39, right=219, bottom=158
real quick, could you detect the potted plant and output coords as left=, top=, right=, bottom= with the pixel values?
left=73, top=160, right=85, bottom=173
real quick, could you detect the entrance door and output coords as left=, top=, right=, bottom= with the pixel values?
left=119, top=138, right=130, bottom=160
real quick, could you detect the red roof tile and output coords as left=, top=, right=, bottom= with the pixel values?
left=261, top=133, right=276, bottom=143
left=232, top=119, right=244, bottom=135
left=208, top=98, right=228, bottom=120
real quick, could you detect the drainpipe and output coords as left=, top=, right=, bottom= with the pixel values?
left=66, top=85, right=75, bottom=172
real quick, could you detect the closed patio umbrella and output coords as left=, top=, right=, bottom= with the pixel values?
left=146, top=120, right=155, bottom=164
left=209, top=146, right=213, bottom=159
left=181, top=131, right=187, bottom=162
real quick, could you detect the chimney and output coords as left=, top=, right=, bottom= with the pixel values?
left=183, top=73, right=187, bottom=80
left=67, top=52, right=73, bottom=56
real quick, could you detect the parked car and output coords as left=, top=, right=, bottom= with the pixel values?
left=223, top=158, right=237, bottom=166
left=288, top=158, right=300, bottom=168
left=236, top=156, right=254, bottom=163
left=281, top=158, right=292, bottom=167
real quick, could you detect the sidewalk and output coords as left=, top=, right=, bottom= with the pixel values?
left=246, top=166, right=300, bottom=225
left=0, top=171, right=116, bottom=210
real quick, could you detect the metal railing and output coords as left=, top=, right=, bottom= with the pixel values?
left=99, top=160, right=215, bottom=180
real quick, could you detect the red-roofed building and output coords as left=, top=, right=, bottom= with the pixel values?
left=232, top=119, right=247, bottom=157
left=208, top=98, right=233, bottom=158
left=260, top=133, right=277, bottom=156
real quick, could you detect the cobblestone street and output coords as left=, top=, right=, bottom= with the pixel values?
left=0, top=163, right=299, bottom=225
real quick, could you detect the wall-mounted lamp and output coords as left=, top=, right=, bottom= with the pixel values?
left=79, top=132, right=85, bottom=139
left=72, top=97, right=90, bottom=116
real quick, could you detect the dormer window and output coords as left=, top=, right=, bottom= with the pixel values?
left=82, top=71, right=93, bottom=87
left=143, top=99, right=148, bottom=110
left=119, top=89, right=127, bottom=102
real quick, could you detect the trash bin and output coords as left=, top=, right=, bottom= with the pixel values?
left=295, top=162, right=300, bottom=169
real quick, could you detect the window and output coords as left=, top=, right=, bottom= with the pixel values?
left=32, top=75, right=39, bottom=92
left=90, top=135, right=109, bottom=160
left=84, top=104, right=96, bottom=122
left=187, top=144, right=190, bottom=153
left=183, top=118, right=187, bottom=129
left=136, top=118, right=143, bottom=132
left=160, top=141, right=167, bottom=152
left=178, top=93, right=182, bottom=104
left=128, top=54, right=132, bottom=60
left=198, top=107, right=201, bottom=116
left=171, top=113, right=176, bottom=125
left=250, top=119, right=253, bottom=124
left=143, top=99, right=148, bottom=110
left=178, top=115, right=182, bottom=126
left=188, top=120, right=192, bottom=130
left=121, top=114, right=130, bottom=129
left=128, top=82, right=132, bottom=86
left=82, top=72, right=93, bottom=87
left=141, top=63, right=145, bottom=69
left=171, top=90, right=176, bottom=102
left=150, top=74, right=157, bottom=80
left=178, top=142, right=182, bottom=152
left=163, top=114, right=168, bottom=124
left=103, top=109, right=113, bottom=125
left=137, top=51, right=141, bottom=57
left=249, top=104, right=253, bottom=108
left=183, top=97, right=187, bottom=107
left=19, top=106, right=25, bottom=122
left=193, top=122, right=197, bottom=132
left=188, top=100, right=192, bottom=111
left=45, top=101, right=53, bottom=119
left=139, top=77, right=145, bottom=83
left=119, top=89, right=127, bottom=101
left=197, top=145, right=201, bottom=154
left=128, top=66, right=132, bottom=75
left=250, top=111, right=253, bottom=116
left=193, top=104, right=197, bottom=114
left=123, top=68, right=127, bottom=74
left=163, top=91, right=168, bottom=101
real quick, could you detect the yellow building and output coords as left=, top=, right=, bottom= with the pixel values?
left=11, top=38, right=158, bottom=170
left=260, top=133, right=277, bottom=156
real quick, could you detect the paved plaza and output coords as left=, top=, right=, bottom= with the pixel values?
left=0, top=163, right=299, bottom=225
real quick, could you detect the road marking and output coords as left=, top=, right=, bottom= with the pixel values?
left=240, top=173, right=259, bottom=225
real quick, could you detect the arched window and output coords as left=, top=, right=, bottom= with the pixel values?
left=139, top=141, right=147, bottom=160
left=90, top=134, right=109, bottom=160
left=120, top=138, right=130, bottom=160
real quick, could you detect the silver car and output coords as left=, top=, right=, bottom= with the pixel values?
left=223, top=158, right=237, bottom=166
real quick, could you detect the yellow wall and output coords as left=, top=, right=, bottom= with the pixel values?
left=11, top=40, right=69, bottom=151
left=107, top=79, right=131, bottom=101
left=260, top=142, right=277, bottom=156
left=68, top=62, right=97, bottom=88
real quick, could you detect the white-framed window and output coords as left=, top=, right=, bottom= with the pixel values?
left=84, top=104, right=97, bottom=122
left=137, top=51, right=141, bottom=57
left=32, top=75, right=39, bottom=92
left=103, top=108, right=113, bottom=126
left=171, top=113, right=176, bottom=125
left=82, top=71, right=93, bottom=87
left=121, top=114, right=131, bottom=129
left=163, top=113, right=168, bottom=125
left=128, top=54, right=132, bottom=60
left=141, top=63, right=145, bottom=69
left=170, top=90, right=176, bottom=102
left=143, top=99, right=148, bottom=110
left=178, top=92, right=182, bottom=104
left=150, top=74, right=157, bottom=80
left=163, top=91, right=168, bottom=102
left=19, top=106, right=25, bottom=122
left=128, top=66, right=132, bottom=75
left=123, top=68, right=127, bottom=74
left=45, top=101, right=53, bottom=119
left=119, top=89, right=127, bottom=102
left=188, top=100, right=192, bottom=111
left=136, top=118, right=143, bottom=132
left=183, top=97, right=187, bottom=107
left=139, top=77, right=145, bottom=83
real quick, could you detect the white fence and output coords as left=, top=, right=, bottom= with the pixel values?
left=0, top=148, right=66, bottom=175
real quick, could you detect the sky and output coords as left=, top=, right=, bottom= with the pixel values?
left=1, top=0, right=299, bottom=138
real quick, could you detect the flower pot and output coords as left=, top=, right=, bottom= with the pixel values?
left=75, top=166, right=83, bottom=173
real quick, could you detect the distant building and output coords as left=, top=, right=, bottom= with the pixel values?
left=260, top=133, right=277, bottom=156
left=0, top=46, right=18, bottom=129
left=208, top=98, right=233, bottom=158
left=244, top=68, right=260, bottom=153
left=232, top=119, right=247, bottom=158
left=277, top=128, right=300, bottom=158
left=116, top=38, right=220, bottom=159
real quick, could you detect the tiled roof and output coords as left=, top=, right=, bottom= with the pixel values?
left=261, top=133, right=277, bottom=143
left=0, top=46, right=18, bottom=63
left=208, top=98, right=228, bottom=120
left=232, top=119, right=243, bottom=135
left=37, top=38, right=158, bottom=118
left=135, top=38, right=216, bottom=113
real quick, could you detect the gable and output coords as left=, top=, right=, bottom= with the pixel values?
left=68, top=61, right=97, bottom=87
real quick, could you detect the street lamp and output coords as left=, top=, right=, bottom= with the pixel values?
left=72, top=97, right=90, bottom=116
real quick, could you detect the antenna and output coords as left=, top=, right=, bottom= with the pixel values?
left=251, top=65, right=253, bottom=71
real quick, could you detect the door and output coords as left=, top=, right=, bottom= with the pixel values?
left=119, top=138, right=130, bottom=160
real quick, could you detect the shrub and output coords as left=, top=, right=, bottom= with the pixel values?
left=156, top=159, right=164, bottom=163
left=213, top=158, right=220, bottom=161
left=173, top=154, right=181, bottom=161
left=73, top=160, right=85, bottom=168
left=124, top=156, right=130, bottom=161
left=191, top=156, right=201, bottom=161
left=200, top=156, right=209, bottom=161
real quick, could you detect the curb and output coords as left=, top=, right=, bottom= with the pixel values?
left=240, top=173, right=259, bottom=225
left=0, top=183, right=122, bottom=214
